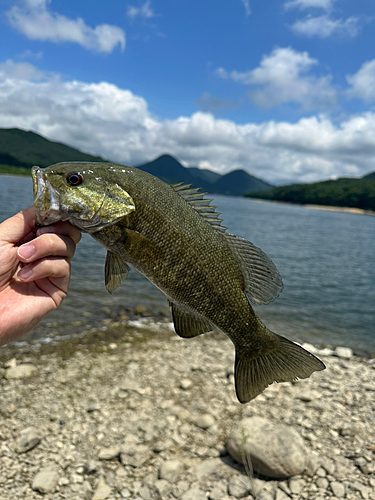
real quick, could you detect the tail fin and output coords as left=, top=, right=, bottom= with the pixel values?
left=234, top=335, right=325, bottom=404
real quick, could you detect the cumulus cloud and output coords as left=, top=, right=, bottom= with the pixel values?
left=0, top=61, right=374, bottom=184
left=346, top=59, right=375, bottom=103
left=216, top=47, right=337, bottom=110
left=7, top=0, right=125, bottom=53
left=291, top=14, right=360, bottom=38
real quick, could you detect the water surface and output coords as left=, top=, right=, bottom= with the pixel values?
left=1, top=175, right=374, bottom=354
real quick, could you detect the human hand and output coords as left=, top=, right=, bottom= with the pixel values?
left=0, top=206, right=81, bottom=346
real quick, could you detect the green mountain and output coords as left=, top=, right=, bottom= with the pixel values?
left=0, top=128, right=106, bottom=173
left=363, top=171, right=375, bottom=180
left=136, top=154, right=273, bottom=196
left=0, top=128, right=272, bottom=197
left=247, top=177, right=375, bottom=211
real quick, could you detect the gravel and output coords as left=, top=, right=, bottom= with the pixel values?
left=0, top=322, right=374, bottom=499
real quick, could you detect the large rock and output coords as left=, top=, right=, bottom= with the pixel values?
left=227, top=417, right=306, bottom=478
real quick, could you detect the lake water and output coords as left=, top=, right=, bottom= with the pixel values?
left=1, top=174, right=374, bottom=355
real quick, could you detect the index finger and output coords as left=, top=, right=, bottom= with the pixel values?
left=0, top=207, right=36, bottom=244
left=37, top=222, right=82, bottom=245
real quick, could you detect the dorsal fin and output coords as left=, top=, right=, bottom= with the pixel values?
left=224, top=233, right=283, bottom=305
left=170, top=183, right=227, bottom=232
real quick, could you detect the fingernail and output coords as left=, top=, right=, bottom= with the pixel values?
left=18, top=244, right=35, bottom=259
left=18, top=266, right=32, bottom=280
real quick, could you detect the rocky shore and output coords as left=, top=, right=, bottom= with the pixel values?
left=0, top=321, right=374, bottom=500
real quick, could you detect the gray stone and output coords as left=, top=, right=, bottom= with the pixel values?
left=289, top=477, right=305, bottom=494
left=180, top=484, right=207, bottom=500
left=227, top=416, right=306, bottom=478
left=92, top=478, right=112, bottom=500
left=180, top=379, right=193, bottom=390
left=275, top=489, right=290, bottom=500
left=316, top=477, right=329, bottom=489
left=209, top=480, right=228, bottom=500
left=195, top=413, right=215, bottom=429
left=257, top=491, right=274, bottom=500
left=158, top=459, right=183, bottom=482
left=5, top=364, right=37, bottom=379
left=120, top=445, right=151, bottom=467
left=32, top=468, right=59, bottom=494
left=16, top=426, right=43, bottom=453
left=98, top=446, right=120, bottom=460
left=227, top=475, right=251, bottom=498
left=330, top=481, right=346, bottom=498
left=335, top=346, right=353, bottom=359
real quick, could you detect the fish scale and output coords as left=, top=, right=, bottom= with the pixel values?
left=32, top=162, right=325, bottom=403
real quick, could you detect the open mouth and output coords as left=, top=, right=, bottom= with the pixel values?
left=32, top=166, right=63, bottom=226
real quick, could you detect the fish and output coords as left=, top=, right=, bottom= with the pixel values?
left=32, top=162, right=325, bottom=403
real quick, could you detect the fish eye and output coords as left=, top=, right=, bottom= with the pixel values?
left=66, top=172, right=84, bottom=187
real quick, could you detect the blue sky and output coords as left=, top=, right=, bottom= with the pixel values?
left=0, top=0, right=374, bottom=184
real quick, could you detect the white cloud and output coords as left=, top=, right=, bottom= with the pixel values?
left=347, top=59, right=375, bottom=103
left=216, top=47, right=336, bottom=110
left=240, top=0, right=251, bottom=17
left=291, top=14, right=360, bottom=38
left=127, top=1, right=158, bottom=20
left=7, top=0, right=125, bottom=53
left=0, top=61, right=374, bottom=184
left=0, top=59, right=45, bottom=80
left=284, top=0, right=335, bottom=10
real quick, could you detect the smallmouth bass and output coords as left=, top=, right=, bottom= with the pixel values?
left=32, top=162, right=325, bottom=403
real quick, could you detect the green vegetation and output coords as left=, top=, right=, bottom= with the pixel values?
left=247, top=178, right=375, bottom=211
left=0, top=127, right=106, bottom=176
left=0, top=164, right=31, bottom=176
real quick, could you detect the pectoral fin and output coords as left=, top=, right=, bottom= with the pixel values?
left=105, top=251, right=130, bottom=293
left=171, top=304, right=215, bottom=338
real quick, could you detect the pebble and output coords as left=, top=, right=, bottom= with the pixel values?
left=0, top=332, right=374, bottom=500
left=227, top=475, right=251, bottom=498
left=32, top=468, right=59, bottom=494
left=98, top=446, right=121, bottom=460
left=335, top=346, right=353, bottom=358
left=330, top=481, right=346, bottom=498
left=180, top=378, right=193, bottom=390
left=16, top=426, right=43, bottom=453
left=194, top=413, right=215, bottom=429
left=209, top=480, right=228, bottom=500
left=180, top=484, right=207, bottom=500
left=5, top=363, right=36, bottom=379
left=92, top=478, right=112, bottom=500
left=158, top=459, right=183, bottom=482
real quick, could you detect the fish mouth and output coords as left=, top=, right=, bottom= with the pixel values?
left=32, top=166, right=63, bottom=226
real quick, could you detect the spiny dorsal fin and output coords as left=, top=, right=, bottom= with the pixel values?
left=171, top=303, right=215, bottom=338
left=105, top=251, right=130, bottom=294
left=170, top=183, right=227, bottom=232
left=224, top=233, right=283, bottom=305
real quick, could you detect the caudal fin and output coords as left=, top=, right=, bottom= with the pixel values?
left=234, top=335, right=325, bottom=404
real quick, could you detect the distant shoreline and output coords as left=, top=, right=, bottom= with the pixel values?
left=249, top=197, right=375, bottom=217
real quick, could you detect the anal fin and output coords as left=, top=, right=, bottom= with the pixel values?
left=171, top=304, right=215, bottom=338
left=105, top=251, right=130, bottom=293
